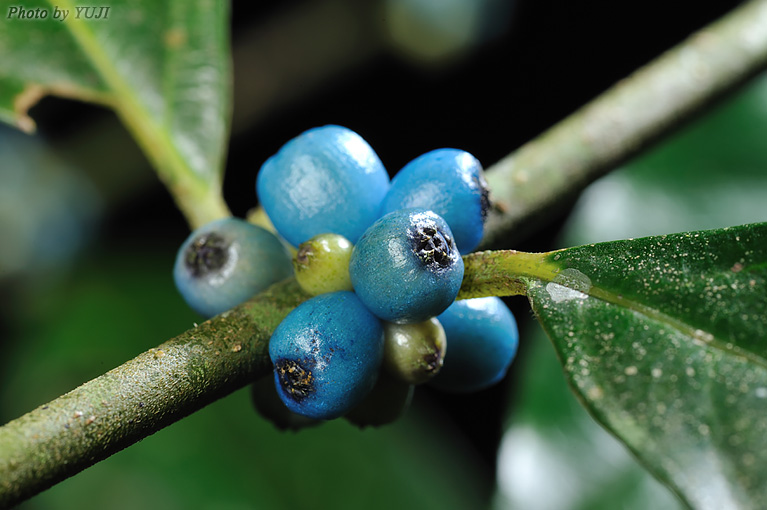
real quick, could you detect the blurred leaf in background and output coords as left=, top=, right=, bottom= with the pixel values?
left=494, top=73, right=767, bottom=510
left=382, top=0, right=513, bottom=64
left=0, top=127, right=101, bottom=280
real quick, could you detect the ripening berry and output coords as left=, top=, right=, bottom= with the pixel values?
left=293, top=233, right=354, bottom=296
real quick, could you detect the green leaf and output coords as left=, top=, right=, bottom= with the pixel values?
left=521, top=223, right=767, bottom=509
left=0, top=0, right=231, bottom=227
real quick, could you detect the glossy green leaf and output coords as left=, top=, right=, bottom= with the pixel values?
left=0, top=0, right=231, bottom=226
left=524, top=222, right=767, bottom=509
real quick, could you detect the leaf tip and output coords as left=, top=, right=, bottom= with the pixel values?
left=13, top=84, right=45, bottom=134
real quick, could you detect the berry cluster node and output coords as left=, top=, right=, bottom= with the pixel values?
left=173, top=125, right=519, bottom=429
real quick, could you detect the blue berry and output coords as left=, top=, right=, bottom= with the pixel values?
left=381, top=148, right=489, bottom=253
left=269, top=291, right=384, bottom=420
left=173, top=217, right=293, bottom=318
left=256, top=125, right=390, bottom=247
left=430, top=297, right=519, bottom=393
left=349, top=208, right=464, bottom=324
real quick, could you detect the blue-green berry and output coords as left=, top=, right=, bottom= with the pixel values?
left=381, top=148, right=489, bottom=253
left=269, top=291, right=384, bottom=420
left=349, top=208, right=464, bottom=324
left=173, top=218, right=293, bottom=318
left=430, top=297, right=519, bottom=393
left=256, top=125, right=390, bottom=247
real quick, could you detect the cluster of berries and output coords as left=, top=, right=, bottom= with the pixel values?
left=174, top=125, right=519, bottom=428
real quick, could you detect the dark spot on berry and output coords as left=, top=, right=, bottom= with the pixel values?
left=185, top=233, right=229, bottom=277
left=422, top=351, right=444, bottom=374
left=475, top=172, right=491, bottom=222
left=296, top=243, right=313, bottom=267
left=410, top=221, right=455, bottom=269
left=275, top=359, right=315, bottom=402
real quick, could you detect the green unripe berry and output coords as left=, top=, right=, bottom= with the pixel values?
left=293, top=233, right=354, bottom=296
left=345, top=370, right=414, bottom=429
left=383, top=318, right=447, bottom=385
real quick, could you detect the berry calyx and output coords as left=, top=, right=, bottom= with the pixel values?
left=250, top=376, right=320, bottom=432
left=411, top=223, right=454, bottom=269
left=184, top=232, right=229, bottom=277
left=275, top=359, right=315, bottom=402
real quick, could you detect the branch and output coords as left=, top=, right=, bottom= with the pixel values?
left=0, top=280, right=306, bottom=508
left=2, top=0, right=767, bottom=507
left=481, top=0, right=767, bottom=248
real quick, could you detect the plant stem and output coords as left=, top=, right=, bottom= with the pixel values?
left=481, top=0, right=767, bottom=248
left=3, top=0, right=767, bottom=506
left=457, top=250, right=551, bottom=299
left=0, top=280, right=306, bottom=508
